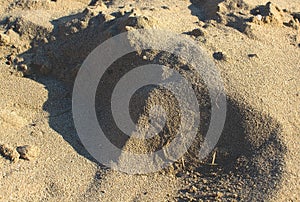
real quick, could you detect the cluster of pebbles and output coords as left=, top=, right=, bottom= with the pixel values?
left=0, top=144, right=39, bottom=162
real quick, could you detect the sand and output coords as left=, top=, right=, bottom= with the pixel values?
left=0, top=0, right=299, bottom=201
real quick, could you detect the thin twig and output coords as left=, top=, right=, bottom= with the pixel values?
left=211, top=151, right=217, bottom=165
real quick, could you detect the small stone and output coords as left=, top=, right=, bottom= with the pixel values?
left=0, top=144, right=19, bottom=162
left=250, top=15, right=263, bottom=25
left=103, top=14, right=115, bottom=22
left=232, top=193, right=238, bottom=198
left=0, top=33, right=11, bottom=46
left=216, top=192, right=224, bottom=198
left=125, top=26, right=135, bottom=31
left=248, top=53, right=258, bottom=58
left=283, top=9, right=289, bottom=13
left=42, top=38, right=48, bottom=44
left=50, top=36, right=56, bottom=41
left=17, top=145, right=39, bottom=161
left=119, top=9, right=126, bottom=16
left=14, top=56, right=24, bottom=63
left=19, top=64, right=28, bottom=71
left=190, top=28, right=205, bottom=37
left=256, top=14, right=262, bottom=21
left=211, top=172, right=217, bottom=177
left=70, top=26, right=78, bottom=34
left=190, top=185, right=198, bottom=192
left=79, top=20, right=88, bottom=29
left=213, top=51, right=228, bottom=61
left=14, top=71, right=24, bottom=77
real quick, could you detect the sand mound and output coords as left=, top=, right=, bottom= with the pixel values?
left=92, top=46, right=286, bottom=200
left=7, top=5, right=156, bottom=81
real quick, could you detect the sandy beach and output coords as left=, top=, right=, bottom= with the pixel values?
left=0, top=0, right=299, bottom=201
